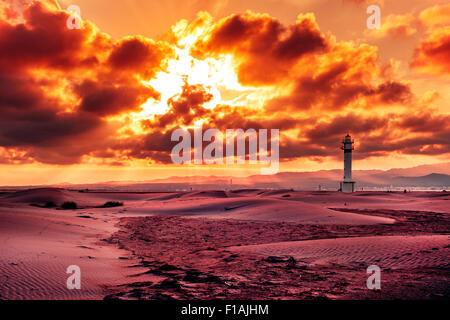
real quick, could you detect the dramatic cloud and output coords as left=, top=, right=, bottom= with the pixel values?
left=419, top=4, right=450, bottom=28
left=75, top=79, right=159, bottom=116
left=265, top=41, right=412, bottom=112
left=412, top=26, right=450, bottom=75
left=108, top=36, right=173, bottom=79
left=156, top=82, right=213, bottom=128
left=0, top=1, right=170, bottom=164
left=0, top=0, right=448, bottom=169
left=412, top=4, right=450, bottom=76
left=191, top=12, right=327, bottom=85
left=0, top=1, right=108, bottom=73
left=367, top=14, right=417, bottom=38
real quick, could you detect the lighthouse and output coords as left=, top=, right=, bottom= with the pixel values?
left=340, top=134, right=356, bottom=193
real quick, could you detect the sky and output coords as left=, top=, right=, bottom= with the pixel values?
left=0, top=0, right=449, bottom=185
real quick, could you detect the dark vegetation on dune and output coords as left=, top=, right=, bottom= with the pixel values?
left=44, top=201, right=57, bottom=208
left=99, top=201, right=124, bottom=208
left=61, top=201, right=77, bottom=210
left=29, top=199, right=124, bottom=210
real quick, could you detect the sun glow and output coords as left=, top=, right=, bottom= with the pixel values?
left=125, top=13, right=285, bottom=136
left=130, top=16, right=252, bottom=128
left=136, top=50, right=246, bottom=117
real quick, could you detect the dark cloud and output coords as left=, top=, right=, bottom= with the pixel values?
left=76, top=79, right=159, bottom=116
left=412, top=27, right=450, bottom=75
left=192, top=12, right=327, bottom=85
left=371, top=81, right=412, bottom=104
left=0, top=1, right=107, bottom=73
left=266, top=64, right=411, bottom=112
left=144, top=82, right=214, bottom=129
left=397, top=112, right=450, bottom=133
left=108, top=36, right=173, bottom=78
left=0, top=1, right=170, bottom=164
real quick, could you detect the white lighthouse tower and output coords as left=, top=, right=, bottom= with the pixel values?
left=340, top=134, right=356, bottom=193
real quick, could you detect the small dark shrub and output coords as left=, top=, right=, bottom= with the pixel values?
left=101, top=201, right=123, bottom=208
left=44, top=201, right=57, bottom=208
left=62, top=201, right=77, bottom=209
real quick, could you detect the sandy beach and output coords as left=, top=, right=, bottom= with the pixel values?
left=0, top=188, right=448, bottom=300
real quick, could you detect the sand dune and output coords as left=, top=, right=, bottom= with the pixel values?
left=0, top=188, right=448, bottom=299
left=131, top=195, right=395, bottom=224
left=0, top=205, right=146, bottom=300
left=179, top=190, right=230, bottom=198
left=1, top=188, right=77, bottom=205
left=281, top=191, right=450, bottom=214
left=230, top=235, right=450, bottom=269
left=0, top=188, right=159, bottom=207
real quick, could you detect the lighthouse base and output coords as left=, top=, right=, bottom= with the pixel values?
left=340, top=181, right=355, bottom=193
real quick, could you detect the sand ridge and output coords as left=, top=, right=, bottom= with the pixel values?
left=0, top=204, right=147, bottom=300
left=229, top=235, right=450, bottom=269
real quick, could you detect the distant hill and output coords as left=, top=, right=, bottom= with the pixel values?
left=1, top=162, right=449, bottom=191
left=388, top=173, right=450, bottom=187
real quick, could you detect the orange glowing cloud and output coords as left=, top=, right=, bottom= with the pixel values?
left=419, top=4, right=450, bottom=28
left=191, top=12, right=327, bottom=86
left=0, top=0, right=449, bottom=170
left=367, top=13, right=417, bottom=38
left=412, top=5, right=450, bottom=76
